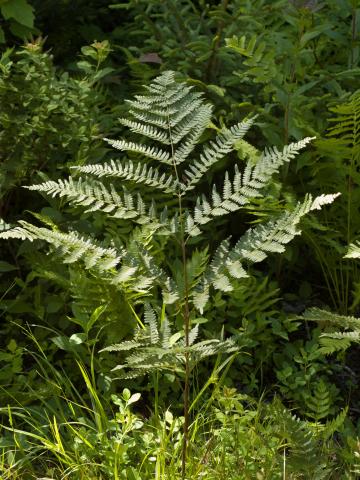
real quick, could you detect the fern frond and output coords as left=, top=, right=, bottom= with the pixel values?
left=103, top=139, right=171, bottom=164
left=345, top=241, right=360, bottom=258
left=0, top=221, right=124, bottom=271
left=318, top=336, right=353, bottom=355
left=322, top=407, right=348, bottom=440
left=231, top=194, right=338, bottom=262
left=276, top=408, right=323, bottom=474
left=324, top=331, right=360, bottom=341
left=0, top=218, right=13, bottom=232
left=100, top=340, right=142, bottom=352
left=117, top=118, right=170, bottom=143
left=192, top=194, right=338, bottom=310
left=302, top=307, right=360, bottom=354
left=119, top=71, right=214, bottom=165
left=144, top=303, right=159, bottom=344
left=302, top=307, right=360, bottom=329
left=185, top=139, right=321, bottom=233
left=100, top=301, right=237, bottom=378
left=26, top=178, right=163, bottom=223
left=327, top=90, right=360, bottom=147
left=72, top=159, right=178, bottom=195
left=170, top=105, right=213, bottom=164
left=182, top=118, right=255, bottom=191
left=305, top=380, right=332, bottom=420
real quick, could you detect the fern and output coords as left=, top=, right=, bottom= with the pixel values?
left=304, top=380, right=333, bottom=421
left=322, top=407, right=348, bottom=441
left=0, top=71, right=338, bottom=397
left=272, top=404, right=328, bottom=477
left=307, top=90, right=360, bottom=312
left=100, top=303, right=237, bottom=379
left=0, top=220, right=124, bottom=270
left=345, top=241, right=360, bottom=259
left=302, top=307, right=360, bottom=355
left=192, top=194, right=340, bottom=312
left=26, top=177, right=161, bottom=222
left=72, top=158, right=179, bottom=195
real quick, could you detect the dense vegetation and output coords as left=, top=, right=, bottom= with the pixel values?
left=0, top=0, right=359, bottom=478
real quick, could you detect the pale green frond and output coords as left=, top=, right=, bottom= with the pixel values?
left=318, top=335, right=355, bottom=355
left=103, top=138, right=171, bottom=164
left=131, top=81, right=193, bottom=108
left=192, top=280, right=210, bottom=314
left=144, top=303, right=159, bottom=344
left=170, top=103, right=212, bottom=144
left=26, top=178, right=160, bottom=223
left=345, top=241, right=360, bottom=259
left=310, top=193, right=341, bottom=211
left=326, top=331, right=360, bottom=341
left=301, top=307, right=360, bottom=355
left=72, top=159, right=178, bottom=195
left=118, top=118, right=170, bottom=143
left=196, top=194, right=337, bottom=302
left=129, top=109, right=169, bottom=129
left=185, top=139, right=320, bottom=234
left=171, top=106, right=212, bottom=165
left=118, top=71, right=211, bottom=166
left=162, top=277, right=180, bottom=305
left=100, top=341, right=142, bottom=353
left=182, top=118, right=255, bottom=191
left=188, top=324, right=199, bottom=346
left=0, top=220, right=124, bottom=271
left=228, top=195, right=313, bottom=264
left=0, top=218, right=12, bottom=232
left=302, top=307, right=360, bottom=329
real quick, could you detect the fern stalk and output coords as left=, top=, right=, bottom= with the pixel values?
left=166, top=103, right=191, bottom=478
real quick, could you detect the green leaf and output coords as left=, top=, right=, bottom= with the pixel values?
left=122, top=388, right=131, bottom=401
left=69, top=333, right=86, bottom=345
left=1, top=0, right=34, bottom=28
left=7, top=339, right=17, bottom=352
left=92, top=67, right=115, bottom=83
left=0, top=261, right=17, bottom=272
left=51, top=333, right=86, bottom=351
left=207, top=84, right=225, bottom=97
left=127, top=392, right=141, bottom=405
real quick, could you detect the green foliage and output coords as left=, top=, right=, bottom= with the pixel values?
left=1, top=3, right=360, bottom=476
left=0, top=71, right=340, bottom=475
left=0, top=39, right=109, bottom=218
left=303, top=90, right=360, bottom=312
left=101, top=303, right=237, bottom=379
left=302, top=307, right=360, bottom=355
left=112, top=0, right=359, bottom=143
left=0, top=0, right=35, bottom=44
left=0, top=71, right=337, bottom=325
left=273, top=329, right=341, bottom=416
left=0, top=361, right=350, bottom=479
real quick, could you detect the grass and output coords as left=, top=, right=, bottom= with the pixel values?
left=0, top=327, right=356, bottom=479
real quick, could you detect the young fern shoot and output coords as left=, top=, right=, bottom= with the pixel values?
left=0, top=71, right=339, bottom=476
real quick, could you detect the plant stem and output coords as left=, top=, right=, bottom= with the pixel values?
left=205, top=0, right=229, bottom=82
left=181, top=236, right=191, bottom=478
left=350, top=2, right=358, bottom=69
left=166, top=104, right=191, bottom=478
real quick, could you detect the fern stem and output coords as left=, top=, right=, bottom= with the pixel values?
left=166, top=102, right=191, bottom=478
